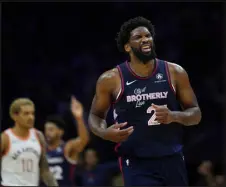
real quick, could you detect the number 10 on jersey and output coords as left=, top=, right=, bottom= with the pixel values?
left=22, top=158, right=33, bottom=172
left=147, top=104, right=167, bottom=126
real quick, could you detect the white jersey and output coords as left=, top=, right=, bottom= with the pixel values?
left=1, top=128, right=42, bottom=186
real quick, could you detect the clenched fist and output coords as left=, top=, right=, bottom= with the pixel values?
left=152, top=104, right=174, bottom=124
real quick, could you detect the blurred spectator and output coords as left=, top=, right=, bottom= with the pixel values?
left=197, top=160, right=225, bottom=186
left=74, top=149, right=120, bottom=186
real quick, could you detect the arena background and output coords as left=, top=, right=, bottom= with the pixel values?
left=2, top=2, right=225, bottom=186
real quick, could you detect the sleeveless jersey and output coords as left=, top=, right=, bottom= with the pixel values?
left=1, top=128, right=41, bottom=186
left=46, top=142, right=76, bottom=186
left=113, top=59, right=183, bottom=158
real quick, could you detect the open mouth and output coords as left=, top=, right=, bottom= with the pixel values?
left=141, top=45, right=151, bottom=53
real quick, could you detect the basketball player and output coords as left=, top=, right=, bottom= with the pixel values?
left=44, top=96, right=89, bottom=186
left=1, top=98, right=58, bottom=186
left=89, top=17, right=202, bottom=186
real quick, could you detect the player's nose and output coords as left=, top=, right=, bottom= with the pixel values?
left=141, top=38, right=151, bottom=46
left=141, top=36, right=150, bottom=42
left=29, top=114, right=35, bottom=120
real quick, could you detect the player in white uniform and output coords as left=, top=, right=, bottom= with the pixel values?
left=1, top=98, right=58, bottom=186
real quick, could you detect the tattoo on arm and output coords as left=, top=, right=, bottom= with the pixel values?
left=37, top=131, right=58, bottom=186
left=172, top=107, right=201, bottom=126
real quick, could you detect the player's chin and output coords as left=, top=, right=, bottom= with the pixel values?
left=26, top=123, right=34, bottom=128
left=142, top=51, right=152, bottom=56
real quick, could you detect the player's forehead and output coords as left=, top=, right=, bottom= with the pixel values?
left=86, top=149, right=96, bottom=156
left=130, top=26, right=151, bottom=37
left=45, top=122, right=58, bottom=129
left=20, top=104, right=34, bottom=112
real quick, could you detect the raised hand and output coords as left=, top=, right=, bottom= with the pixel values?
left=71, top=96, right=83, bottom=119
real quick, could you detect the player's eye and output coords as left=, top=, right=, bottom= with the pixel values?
left=132, top=35, right=142, bottom=40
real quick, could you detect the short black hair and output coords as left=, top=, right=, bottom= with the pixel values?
left=45, top=115, right=66, bottom=130
left=116, top=16, right=155, bottom=53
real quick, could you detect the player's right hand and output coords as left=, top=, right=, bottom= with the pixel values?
left=103, top=122, right=134, bottom=143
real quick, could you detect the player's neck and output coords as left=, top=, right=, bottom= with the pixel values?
left=12, top=125, right=30, bottom=138
left=85, top=164, right=96, bottom=171
left=129, top=58, right=155, bottom=77
left=48, top=139, right=61, bottom=150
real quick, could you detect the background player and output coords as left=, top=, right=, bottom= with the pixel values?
left=44, top=96, right=89, bottom=186
left=89, top=17, right=202, bottom=186
left=1, top=98, right=58, bottom=186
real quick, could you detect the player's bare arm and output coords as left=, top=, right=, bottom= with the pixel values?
left=37, top=130, right=58, bottom=186
left=153, top=62, right=202, bottom=126
left=64, top=97, right=90, bottom=160
left=0, top=133, right=9, bottom=157
left=89, top=68, right=134, bottom=143
left=89, top=69, right=118, bottom=135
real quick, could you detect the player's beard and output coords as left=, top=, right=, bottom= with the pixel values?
left=131, top=43, right=157, bottom=64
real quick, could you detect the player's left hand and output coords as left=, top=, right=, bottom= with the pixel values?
left=71, top=96, right=84, bottom=119
left=152, top=104, right=173, bottom=124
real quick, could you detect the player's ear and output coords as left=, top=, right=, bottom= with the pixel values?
left=11, top=112, right=19, bottom=121
left=124, top=43, right=131, bottom=53
left=59, top=129, right=64, bottom=136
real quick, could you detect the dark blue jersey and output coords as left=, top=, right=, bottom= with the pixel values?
left=46, top=142, right=76, bottom=186
left=113, top=59, right=184, bottom=158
